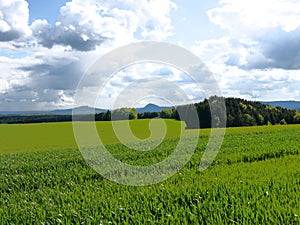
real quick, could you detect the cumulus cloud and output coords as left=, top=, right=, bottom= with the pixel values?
left=0, top=55, right=39, bottom=110
left=205, top=0, right=300, bottom=70
left=193, top=38, right=300, bottom=100
left=31, top=0, right=177, bottom=51
left=208, top=0, right=300, bottom=33
left=0, top=0, right=31, bottom=41
left=251, top=29, right=300, bottom=70
left=0, top=46, right=98, bottom=110
left=202, top=58, right=300, bottom=101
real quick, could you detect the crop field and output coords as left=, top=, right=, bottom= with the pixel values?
left=0, top=120, right=299, bottom=224
left=0, top=119, right=188, bottom=154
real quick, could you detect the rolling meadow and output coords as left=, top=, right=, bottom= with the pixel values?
left=0, top=120, right=299, bottom=224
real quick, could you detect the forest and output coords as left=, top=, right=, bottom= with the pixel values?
left=141, top=96, right=300, bottom=128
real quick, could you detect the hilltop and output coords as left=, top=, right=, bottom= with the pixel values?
left=262, top=101, right=300, bottom=110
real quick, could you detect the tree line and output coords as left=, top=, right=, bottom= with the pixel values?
left=152, top=96, right=300, bottom=128
left=79, top=96, right=300, bottom=128
left=1, top=97, right=300, bottom=128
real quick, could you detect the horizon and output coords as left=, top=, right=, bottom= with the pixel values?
left=1, top=98, right=300, bottom=113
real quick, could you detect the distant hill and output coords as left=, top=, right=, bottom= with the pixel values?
left=262, top=101, right=300, bottom=110
left=52, top=106, right=106, bottom=115
left=0, top=106, right=106, bottom=115
left=0, top=104, right=170, bottom=115
left=136, top=103, right=173, bottom=113
left=0, top=110, right=46, bottom=115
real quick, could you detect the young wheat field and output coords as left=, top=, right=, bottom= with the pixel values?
left=0, top=120, right=299, bottom=224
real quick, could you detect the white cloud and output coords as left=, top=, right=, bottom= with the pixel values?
left=187, top=0, right=300, bottom=104
left=201, top=58, right=300, bottom=101
left=192, top=27, right=300, bottom=100
left=0, top=78, right=8, bottom=94
left=204, top=0, right=300, bottom=70
left=31, top=0, right=177, bottom=51
left=208, top=0, right=300, bottom=33
left=0, top=0, right=31, bottom=41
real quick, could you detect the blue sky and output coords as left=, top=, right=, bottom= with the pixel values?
left=0, top=0, right=300, bottom=110
left=27, top=0, right=67, bottom=24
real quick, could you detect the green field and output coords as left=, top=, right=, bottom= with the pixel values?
left=0, top=119, right=190, bottom=154
left=0, top=120, right=299, bottom=224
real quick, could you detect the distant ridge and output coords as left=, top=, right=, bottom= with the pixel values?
left=52, top=106, right=106, bottom=115
left=1, top=101, right=299, bottom=116
left=0, top=104, right=171, bottom=115
left=0, top=106, right=106, bottom=115
left=136, top=103, right=173, bottom=113
left=262, top=101, right=300, bottom=110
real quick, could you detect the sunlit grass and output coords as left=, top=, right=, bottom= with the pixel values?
left=0, top=119, right=185, bottom=154
left=0, top=121, right=299, bottom=223
left=1, top=119, right=299, bottom=154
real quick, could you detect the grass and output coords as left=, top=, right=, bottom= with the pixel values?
left=0, top=118, right=296, bottom=154
left=0, top=119, right=186, bottom=154
left=0, top=120, right=299, bottom=224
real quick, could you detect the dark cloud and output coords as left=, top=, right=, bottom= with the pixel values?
left=223, top=28, right=300, bottom=70
left=0, top=30, right=23, bottom=42
left=207, top=0, right=300, bottom=71
left=257, top=29, right=300, bottom=70
left=31, top=20, right=108, bottom=51
left=19, top=58, right=83, bottom=90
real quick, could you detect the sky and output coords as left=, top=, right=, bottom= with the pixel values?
left=0, top=0, right=300, bottom=110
